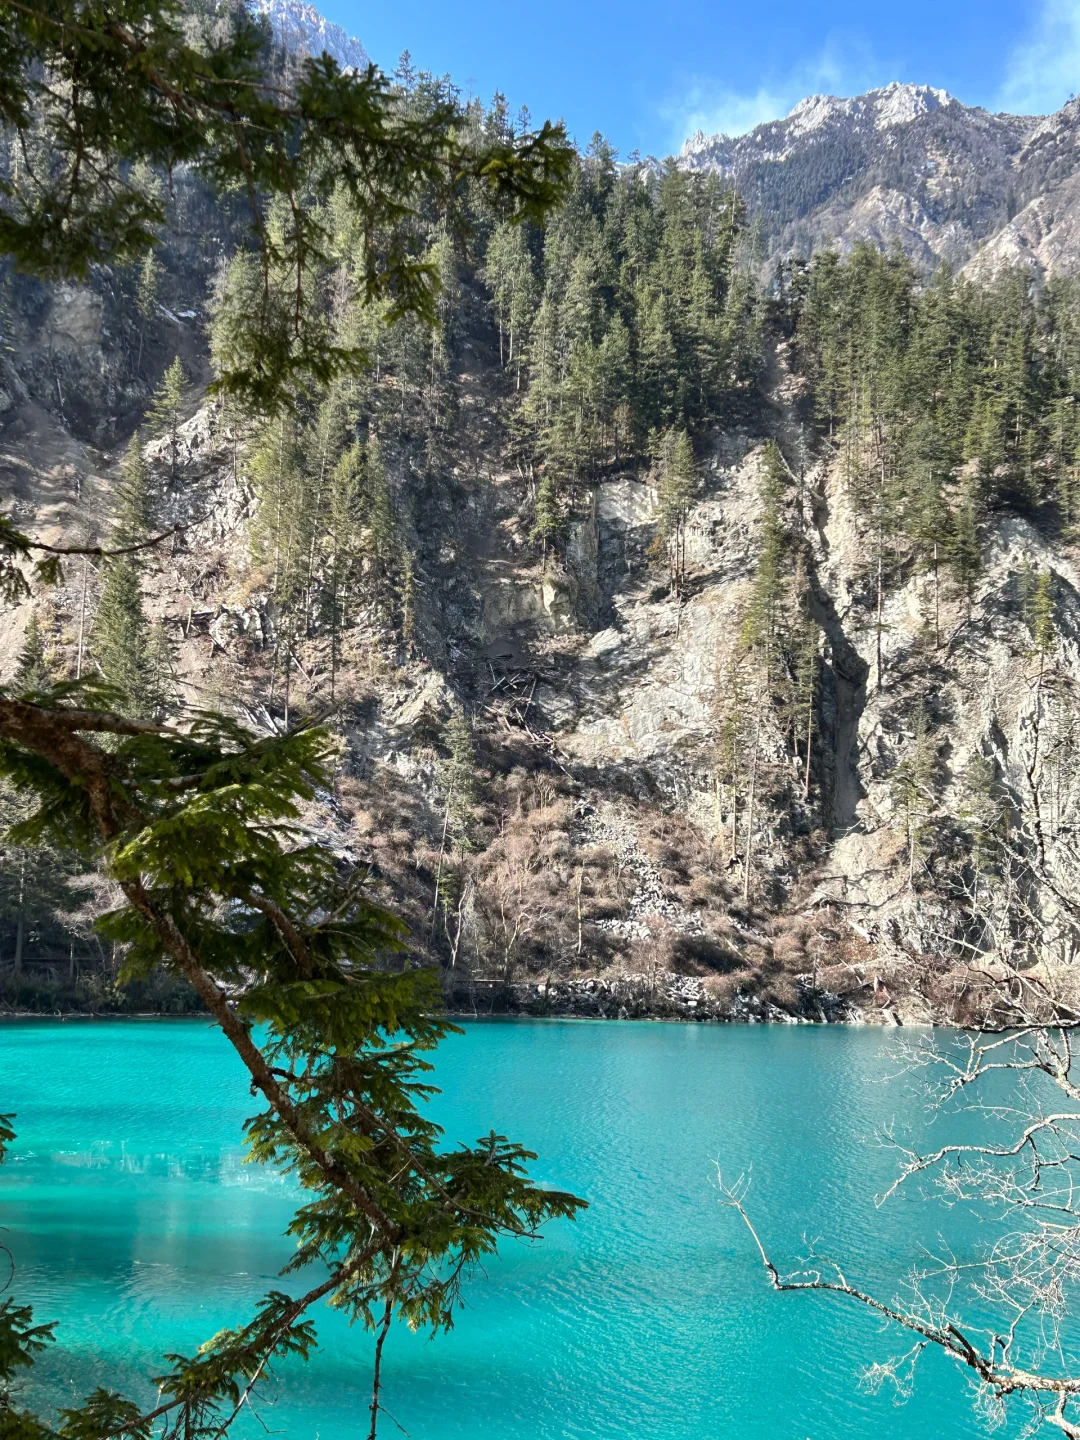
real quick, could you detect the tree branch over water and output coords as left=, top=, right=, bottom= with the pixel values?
left=726, top=996, right=1080, bottom=1438
left=0, top=690, right=586, bottom=1439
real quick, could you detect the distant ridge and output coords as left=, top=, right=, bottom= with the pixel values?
left=253, top=0, right=370, bottom=72
left=666, top=81, right=1080, bottom=280
left=247, top=0, right=1080, bottom=282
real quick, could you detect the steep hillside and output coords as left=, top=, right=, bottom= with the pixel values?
left=5, top=241, right=1080, bottom=1025
left=5, top=14, right=1080, bottom=1025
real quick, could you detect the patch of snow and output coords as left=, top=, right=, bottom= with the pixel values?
left=683, top=81, right=960, bottom=164
left=870, top=82, right=954, bottom=130
left=785, top=93, right=857, bottom=137
left=253, top=0, right=369, bottom=72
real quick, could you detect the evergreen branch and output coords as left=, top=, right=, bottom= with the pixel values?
left=23, top=517, right=209, bottom=560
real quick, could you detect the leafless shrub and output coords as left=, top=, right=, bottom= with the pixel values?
left=727, top=962, right=1080, bottom=1438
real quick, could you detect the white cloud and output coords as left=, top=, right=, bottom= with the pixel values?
left=673, top=84, right=797, bottom=143
left=999, top=0, right=1080, bottom=115
left=660, top=38, right=885, bottom=151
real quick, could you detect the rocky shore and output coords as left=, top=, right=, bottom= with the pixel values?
left=445, top=970, right=895, bottom=1024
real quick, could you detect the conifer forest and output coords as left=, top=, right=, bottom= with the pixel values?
left=8, top=4, right=1080, bottom=1439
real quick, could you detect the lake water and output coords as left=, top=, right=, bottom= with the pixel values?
left=0, top=1018, right=1006, bottom=1439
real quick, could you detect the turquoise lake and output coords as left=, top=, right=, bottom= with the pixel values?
left=0, top=1018, right=1006, bottom=1438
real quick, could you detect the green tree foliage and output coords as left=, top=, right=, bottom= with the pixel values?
left=511, top=158, right=758, bottom=501
left=441, top=707, right=479, bottom=850
left=787, top=247, right=1080, bottom=642
left=1026, top=568, right=1057, bottom=660
left=91, top=559, right=152, bottom=714
left=431, top=708, right=480, bottom=960
left=147, top=357, right=188, bottom=487
left=0, top=776, right=89, bottom=982
left=13, top=602, right=64, bottom=695
left=715, top=443, right=822, bottom=900
left=0, top=0, right=574, bottom=412
left=0, top=692, right=585, bottom=1436
left=531, top=471, right=564, bottom=566
left=134, top=248, right=160, bottom=376
left=655, top=429, right=697, bottom=595
left=114, top=438, right=152, bottom=547
left=740, top=442, right=790, bottom=671
left=364, top=432, right=399, bottom=602
left=90, top=439, right=172, bottom=720
left=483, top=218, right=539, bottom=386
left=889, top=701, right=938, bottom=886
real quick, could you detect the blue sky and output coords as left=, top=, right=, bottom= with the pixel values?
left=321, top=0, right=1080, bottom=156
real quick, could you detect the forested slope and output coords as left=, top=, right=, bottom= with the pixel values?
left=5, top=48, right=1080, bottom=1022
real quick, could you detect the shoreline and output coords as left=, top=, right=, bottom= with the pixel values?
left=0, top=968, right=894, bottom=1025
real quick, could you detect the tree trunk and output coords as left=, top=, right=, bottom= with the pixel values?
left=76, top=555, right=89, bottom=679
left=13, top=853, right=26, bottom=976
left=743, top=743, right=758, bottom=905
left=876, top=549, right=884, bottom=693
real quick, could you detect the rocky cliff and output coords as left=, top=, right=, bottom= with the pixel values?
left=677, top=84, right=1080, bottom=281
left=4, top=8, right=1080, bottom=1021
left=4, top=264, right=1076, bottom=1026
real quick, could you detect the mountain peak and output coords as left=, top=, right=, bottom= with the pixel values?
left=253, top=0, right=370, bottom=72
left=782, top=82, right=958, bottom=137
left=674, top=79, right=1062, bottom=278
left=866, top=81, right=956, bottom=127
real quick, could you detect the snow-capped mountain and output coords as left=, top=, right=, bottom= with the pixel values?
left=675, top=81, right=1080, bottom=278
left=254, top=0, right=369, bottom=71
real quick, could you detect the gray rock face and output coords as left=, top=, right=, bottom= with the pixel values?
left=673, top=82, right=1080, bottom=279
left=963, top=171, right=1080, bottom=281
left=253, top=0, right=370, bottom=71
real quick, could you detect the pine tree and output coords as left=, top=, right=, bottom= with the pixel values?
left=365, top=432, right=398, bottom=612
left=326, top=440, right=364, bottom=697
left=951, top=480, right=982, bottom=613
left=441, top=708, right=479, bottom=851
left=532, top=472, right=563, bottom=568
left=740, top=442, right=789, bottom=673
left=249, top=414, right=308, bottom=720
left=148, top=357, right=189, bottom=487
left=432, top=708, right=481, bottom=954
left=1029, top=569, right=1057, bottom=660
left=13, top=602, right=64, bottom=694
left=483, top=219, right=538, bottom=386
left=145, top=618, right=176, bottom=718
left=902, top=420, right=953, bottom=646
left=598, top=314, right=632, bottom=455
left=95, top=491, right=137, bottom=706
left=135, top=248, right=160, bottom=377
left=114, top=435, right=152, bottom=545
left=656, top=429, right=697, bottom=595
left=713, top=656, right=750, bottom=862
left=15, top=610, right=47, bottom=692
left=889, top=703, right=937, bottom=888
left=91, top=438, right=166, bottom=718
left=92, top=555, right=152, bottom=715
